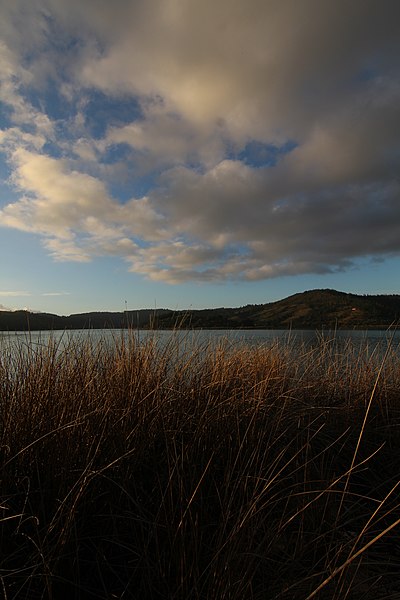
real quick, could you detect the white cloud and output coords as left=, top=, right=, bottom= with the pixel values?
left=0, top=291, right=32, bottom=297
left=41, top=238, right=91, bottom=262
left=0, top=127, right=46, bottom=151
left=72, top=138, right=99, bottom=162
left=0, top=147, right=167, bottom=261
left=0, top=42, right=54, bottom=138
left=0, top=0, right=399, bottom=283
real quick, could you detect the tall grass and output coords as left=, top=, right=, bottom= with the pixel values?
left=1, top=331, right=400, bottom=599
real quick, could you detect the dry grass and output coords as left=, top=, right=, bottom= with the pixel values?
left=1, top=331, right=400, bottom=599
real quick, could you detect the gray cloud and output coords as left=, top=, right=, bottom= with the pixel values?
left=0, top=0, right=399, bottom=283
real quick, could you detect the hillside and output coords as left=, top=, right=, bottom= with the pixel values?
left=0, top=309, right=173, bottom=332
left=0, top=289, right=399, bottom=331
left=155, top=289, right=400, bottom=329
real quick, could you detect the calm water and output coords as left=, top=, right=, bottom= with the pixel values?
left=1, top=328, right=400, bottom=355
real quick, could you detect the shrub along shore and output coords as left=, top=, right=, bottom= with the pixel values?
left=1, top=332, right=400, bottom=599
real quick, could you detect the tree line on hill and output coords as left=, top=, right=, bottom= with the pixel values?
left=0, top=289, right=399, bottom=331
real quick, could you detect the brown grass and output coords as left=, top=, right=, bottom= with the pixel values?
left=1, top=331, right=400, bottom=599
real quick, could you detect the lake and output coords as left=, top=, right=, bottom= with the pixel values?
left=1, top=328, right=400, bottom=356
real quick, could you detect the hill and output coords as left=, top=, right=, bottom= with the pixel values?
left=154, top=289, right=400, bottom=329
left=0, top=289, right=399, bottom=331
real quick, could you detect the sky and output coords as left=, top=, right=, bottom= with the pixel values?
left=0, top=0, right=399, bottom=315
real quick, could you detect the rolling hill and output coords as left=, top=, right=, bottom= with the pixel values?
left=0, top=289, right=399, bottom=331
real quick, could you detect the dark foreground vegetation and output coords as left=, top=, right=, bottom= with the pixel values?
left=1, top=289, right=400, bottom=330
left=1, top=332, right=400, bottom=598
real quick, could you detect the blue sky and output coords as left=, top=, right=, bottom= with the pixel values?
left=0, top=0, right=399, bottom=315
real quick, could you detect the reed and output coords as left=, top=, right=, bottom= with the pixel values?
left=1, top=331, right=400, bottom=599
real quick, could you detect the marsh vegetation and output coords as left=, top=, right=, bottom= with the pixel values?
left=1, top=332, right=400, bottom=598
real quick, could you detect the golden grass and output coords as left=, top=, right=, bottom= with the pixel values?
left=1, top=331, right=400, bottom=599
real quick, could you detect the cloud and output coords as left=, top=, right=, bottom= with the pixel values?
left=0, top=291, right=69, bottom=311
left=0, top=41, right=54, bottom=139
left=0, top=0, right=399, bottom=283
left=0, top=147, right=167, bottom=261
left=106, top=103, right=227, bottom=170
left=0, top=291, right=32, bottom=297
left=73, top=0, right=400, bottom=142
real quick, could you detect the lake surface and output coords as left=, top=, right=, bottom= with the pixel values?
left=1, top=328, right=400, bottom=355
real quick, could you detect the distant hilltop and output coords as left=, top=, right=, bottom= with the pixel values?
left=1, top=289, right=399, bottom=331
